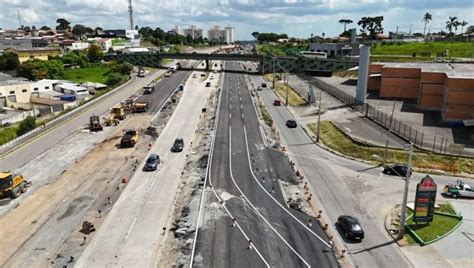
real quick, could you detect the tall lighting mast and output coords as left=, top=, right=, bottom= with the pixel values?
left=128, top=0, right=134, bottom=30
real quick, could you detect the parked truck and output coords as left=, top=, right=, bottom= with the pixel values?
left=0, top=172, right=31, bottom=199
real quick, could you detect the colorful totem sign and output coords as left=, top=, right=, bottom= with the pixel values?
left=414, top=175, right=437, bottom=223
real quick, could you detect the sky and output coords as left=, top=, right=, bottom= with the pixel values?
left=0, top=0, right=473, bottom=40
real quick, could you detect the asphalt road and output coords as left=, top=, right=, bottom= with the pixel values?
left=0, top=62, right=193, bottom=171
left=250, top=74, right=414, bottom=268
left=194, top=62, right=338, bottom=267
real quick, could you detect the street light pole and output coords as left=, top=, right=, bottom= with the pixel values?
left=272, top=57, right=276, bottom=89
left=285, top=75, right=289, bottom=107
left=398, top=143, right=413, bottom=240
left=383, top=100, right=396, bottom=165
left=316, top=91, right=322, bottom=142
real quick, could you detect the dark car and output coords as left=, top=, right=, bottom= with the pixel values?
left=143, top=85, right=154, bottom=94
left=144, top=154, right=160, bottom=171
left=171, top=138, right=184, bottom=152
left=261, top=83, right=267, bottom=88
left=383, top=164, right=412, bottom=177
left=286, top=119, right=297, bottom=128
left=206, top=82, right=211, bottom=87
left=337, top=215, right=364, bottom=241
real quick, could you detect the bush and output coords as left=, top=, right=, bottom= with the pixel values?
left=106, top=72, right=125, bottom=87
left=17, top=116, right=36, bottom=136
left=0, top=52, right=20, bottom=71
left=17, top=59, right=64, bottom=80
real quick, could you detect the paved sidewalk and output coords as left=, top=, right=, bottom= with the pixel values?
left=76, top=70, right=214, bottom=267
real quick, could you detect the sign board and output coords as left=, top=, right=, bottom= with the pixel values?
left=414, top=175, right=437, bottom=223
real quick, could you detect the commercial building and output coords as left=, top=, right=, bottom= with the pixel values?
left=308, top=43, right=352, bottom=58
left=5, top=47, right=62, bottom=63
left=183, top=25, right=203, bottom=39
left=368, top=63, right=474, bottom=121
left=208, top=25, right=235, bottom=44
left=0, top=79, right=54, bottom=104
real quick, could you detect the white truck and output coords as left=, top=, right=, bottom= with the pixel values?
left=444, top=180, right=474, bottom=198
left=169, top=66, right=177, bottom=73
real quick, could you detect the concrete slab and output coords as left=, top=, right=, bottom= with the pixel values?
left=76, top=71, right=214, bottom=267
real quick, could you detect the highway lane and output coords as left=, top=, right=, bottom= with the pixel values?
left=194, top=62, right=338, bottom=267
left=0, top=62, right=193, bottom=171
left=250, top=74, right=413, bottom=268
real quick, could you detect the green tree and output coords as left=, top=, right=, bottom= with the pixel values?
left=87, top=44, right=104, bottom=62
left=17, top=116, right=36, bottom=136
left=446, top=16, right=460, bottom=36
left=16, top=59, right=63, bottom=80
left=0, top=52, right=20, bottom=71
left=422, top=12, right=432, bottom=37
left=338, top=19, right=353, bottom=32
left=358, top=16, right=384, bottom=42
left=72, top=24, right=88, bottom=37
left=56, top=18, right=71, bottom=31
left=106, top=72, right=125, bottom=87
left=460, top=20, right=468, bottom=33
left=40, top=25, right=51, bottom=30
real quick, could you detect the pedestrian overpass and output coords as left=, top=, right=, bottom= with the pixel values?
left=105, top=53, right=358, bottom=74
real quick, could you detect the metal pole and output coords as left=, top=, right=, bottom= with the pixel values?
left=383, top=100, right=396, bottom=165
left=398, top=143, right=413, bottom=240
left=285, top=75, right=289, bottom=107
left=432, top=135, right=437, bottom=152
left=316, top=92, right=322, bottom=143
left=272, top=57, right=276, bottom=89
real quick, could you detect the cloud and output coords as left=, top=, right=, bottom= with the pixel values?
left=0, top=0, right=472, bottom=39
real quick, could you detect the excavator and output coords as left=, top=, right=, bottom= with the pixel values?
left=0, top=172, right=31, bottom=199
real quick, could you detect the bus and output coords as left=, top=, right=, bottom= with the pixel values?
left=300, top=51, right=328, bottom=59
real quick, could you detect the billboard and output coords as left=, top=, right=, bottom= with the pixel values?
left=414, top=175, right=437, bottom=223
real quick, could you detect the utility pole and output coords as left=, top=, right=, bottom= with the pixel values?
left=316, top=92, right=322, bottom=142
left=272, top=57, right=276, bottom=89
left=394, top=26, right=399, bottom=43
left=409, top=24, right=413, bottom=37
left=17, top=9, right=22, bottom=29
left=383, top=100, right=396, bottom=164
left=398, top=143, right=413, bottom=240
left=285, top=75, right=289, bottom=107
left=128, top=0, right=134, bottom=30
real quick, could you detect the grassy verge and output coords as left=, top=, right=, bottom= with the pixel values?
left=371, top=41, right=474, bottom=58
left=371, top=56, right=434, bottom=63
left=264, top=73, right=281, bottom=82
left=274, top=84, right=306, bottom=106
left=63, top=64, right=110, bottom=84
left=258, top=101, right=273, bottom=127
left=307, top=121, right=473, bottom=174
left=405, top=208, right=461, bottom=244
left=0, top=124, right=19, bottom=146
left=162, top=59, right=173, bottom=65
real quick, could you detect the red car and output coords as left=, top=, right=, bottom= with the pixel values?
left=273, top=99, right=281, bottom=106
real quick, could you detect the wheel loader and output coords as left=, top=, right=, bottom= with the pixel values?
left=0, top=172, right=31, bottom=199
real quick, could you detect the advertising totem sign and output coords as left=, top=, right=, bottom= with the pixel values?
left=414, top=175, right=437, bottom=223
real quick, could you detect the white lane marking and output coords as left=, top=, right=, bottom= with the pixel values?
left=229, top=114, right=232, bottom=119
left=230, top=104, right=232, bottom=109
left=126, top=216, right=138, bottom=239
left=240, top=97, right=242, bottom=102
left=229, top=125, right=311, bottom=268
left=241, top=104, right=243, bottom=110
left=242, top=113, right=245, bottom=119
left=239, top=91, right=241, bottom=95
left=243, top=126, right=332, bottom=249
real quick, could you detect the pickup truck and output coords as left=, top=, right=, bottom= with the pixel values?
left=444, top=179, right=474, bottom=198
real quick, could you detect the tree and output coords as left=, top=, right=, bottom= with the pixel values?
left=0, top=52, right=20, bottom=71
left=87, top=44, right=104, bottom=62
left=186, top=34, right=193, bottom=44
left=338, top=19, right=353, bottom=32
left=72, top=24, right=88, bottom=37
left=16, top=59, right=63, bottom=80
left=460, top=20, right=468, bottom=33
left=32, top=25, right=36, bottom=31
left=358, top=16, right=384, bottom=42
left=106, top=72, right=124, bottom=87
left=17, top=116, right=37, bottom=136
left=446, top=16, right=459, bottom=36
left=422, top=12, right=432, bottom=37
left=134, top=25, right=139, bottom=31
left=40, top=25, right=51, bottom=30
left=56, top=18, right=71, bottom=31
left=94, top=27, right=103, bottom=35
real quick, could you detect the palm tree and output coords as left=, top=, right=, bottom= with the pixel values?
left=422, top=12, right=432, bottom=37
left=338, top=19, right=353, bottom=32
left=446, top=16, right=459, bottom=36
left=322, top=32, right=325, bottom=40
left=461, top=20, right=468, bottom=34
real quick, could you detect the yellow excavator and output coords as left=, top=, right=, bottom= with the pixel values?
left=0, top=172, right=31, bottom=199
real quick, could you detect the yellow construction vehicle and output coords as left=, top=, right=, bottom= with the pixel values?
left=89, top=115, right=103, bottom=131
left=0, top=172, right=31, bottom=199
left=111, top=106, right=126, bottom=120
left=120, top=129, right=139, bottom=148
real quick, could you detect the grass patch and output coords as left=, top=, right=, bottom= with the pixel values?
left=371, top=42, right=474, bottom=58
left=162, top=59, right=173, bottom=65
left=275, top=84, right=306, bottom=106
left=258, top=101, right=273, bottom=127
left=333, top=70, right=358, bottom=78
left=371, top=56, right=434, bottom=63
left=263, top=73, right=281, bottom=82
left=63, top=64, right=109, bottom=84
left=0, top=125, right=19, bottom=146
left=257, top=44, right=309, bottom=56
left=435, top=203, right=457, bottom=215
left=405, top=208, right=461, bottom=243
left=307, top=121, right=474, bottom=174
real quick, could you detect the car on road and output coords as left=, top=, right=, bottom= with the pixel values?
left=200, top=73, right=206, bottom=77
left=444, top=179, right=474, bottom=198
left=257, top=86, right=263, bottom=91
left=143, top=85, right=154, bottom=94
left=210, top=76, right=214, bottom=80
left=171, top=138, right=184, bottom=152
left=213, top=70, right=217, bottom=73
left=286, top=119, right=297, bottom=128
left=336, top=215, right=364, bottom=241
left=144, top=154, right=160, bottom=171
left=206, top=82, right=211, bottom=87
left=273, top=99, right=281, bottom=106
left=383, top=164, right=411, bottom=177
left=261, top=83, right=267, bottom=88
left=165, top=72, right=171, bottom=77
left=192, top=74, right=197, bottom=78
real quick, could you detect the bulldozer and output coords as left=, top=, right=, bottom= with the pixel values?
left=111, top=106, right=126, bottom=120
left=0, top=172, right=31, bottom=199
left=89, top=115, right=103, bottom=132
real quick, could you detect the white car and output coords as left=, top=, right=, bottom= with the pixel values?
left=444, top=180, right=474, bottom=198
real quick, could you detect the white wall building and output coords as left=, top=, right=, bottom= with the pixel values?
left=0, top=79, right=54, bottom=104
left=208, top=25, right=235, bottom=44
left=183, top=25, right=203, bottom=39
left=65, top=42, right=90, bottom=52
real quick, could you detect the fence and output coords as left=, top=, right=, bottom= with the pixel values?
left=312, top=78, right=472, bottom=157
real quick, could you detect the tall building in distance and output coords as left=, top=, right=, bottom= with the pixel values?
left=183, top=25, right=203, bottom=39
left=208, top=25, right=234, bottom=44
